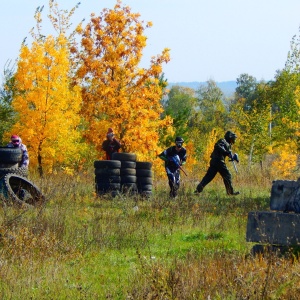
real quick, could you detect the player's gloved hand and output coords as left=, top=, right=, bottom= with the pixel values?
left=232, top=153, right=239, bottom=163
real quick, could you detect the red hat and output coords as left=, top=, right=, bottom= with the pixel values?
left=107, top=128, right=113, bottom=133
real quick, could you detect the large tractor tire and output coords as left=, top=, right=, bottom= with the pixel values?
left=0, top=166, right=29, bottom=178
left=0, top=174, right=45, bottom=208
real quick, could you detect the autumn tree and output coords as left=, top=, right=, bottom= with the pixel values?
left=269, top=70, right=300, bottom=148
left=74, top=0, right=172, bottom=161
left=162, top=85, right=197, bottom=144
left=293, top=87, right=300, bottom=141
left=269, top=83, right=300, bottom=179
left=267, top=28, right=300, bottom=149
left=230, top=97, right=272, bottom=167
left=194, top=79, right=228, bottom=134
left=234, top=73, right=258, bottom=109
left=10, top=35, right=85, bottom=176
left=8, top=2, right=87, bottom=176
left=0, top=62, right=17, bottom=144
left=261, top=30, right=300, bottom=177
left=159, top=85, right=199, bottom=172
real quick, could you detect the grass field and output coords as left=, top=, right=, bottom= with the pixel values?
left=0, top=166, right=299, bottom=299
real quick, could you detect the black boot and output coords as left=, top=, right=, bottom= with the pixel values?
left=228, top=191, right=240, bottom=196
left=194, top=184, right=204, bottom=194
left=169, top=189, right=177, bottom=198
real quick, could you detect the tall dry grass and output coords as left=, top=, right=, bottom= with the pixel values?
left=0, top=162, right=298, bottom=299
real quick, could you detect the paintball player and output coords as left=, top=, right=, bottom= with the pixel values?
left=102, top=128, right=121, bottom=160
left=7, top=134, right=29, bottom=168
left=194, top=131, right=239, bottom=196
left=158, top=137, right=187, bottom=198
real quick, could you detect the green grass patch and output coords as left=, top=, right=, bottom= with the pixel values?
left=0, top=172, right=298, bottom=299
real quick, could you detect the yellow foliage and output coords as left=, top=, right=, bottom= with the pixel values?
left=8, top=34, right=88, bottom=174
left=291, top=87, right=300, bottom=137
left=75, top=1, right=171, bottom=164
left=271, top=143, right=298, bottom=179
left=152, top=156, right=167, bottom=179
left=199, top=129, right=220, bottom=171
left=183, top=141, right=198, bottom=173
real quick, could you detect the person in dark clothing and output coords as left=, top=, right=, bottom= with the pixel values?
left=158, top=137, right=187, bottom=198
left=102, top=128, right=121, bottom=160
left=195, top=131, right=240, bottom=195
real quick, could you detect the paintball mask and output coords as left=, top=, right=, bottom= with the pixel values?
left=175, top=141, right=183, bottom=148
left=11, top=135, right=20, bottom=147
left=175, top=136, right=184, bottom=148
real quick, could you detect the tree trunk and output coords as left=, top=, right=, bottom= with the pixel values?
left=37, top=141, right=43, bottom=177
left=248, top=137, right=256, bottom=170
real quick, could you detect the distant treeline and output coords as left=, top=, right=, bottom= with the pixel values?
left=168, top=81, right=237, bottom=97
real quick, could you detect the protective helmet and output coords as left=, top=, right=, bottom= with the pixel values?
left=175, top=137, right=184, bottom=143
left=224, top=131, right=237, bottom=144
left=175, top=136, right=184, bottom=148
left=11, top=134, right=20, bottom=147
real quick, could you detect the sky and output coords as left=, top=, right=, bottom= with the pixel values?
left=1, top=0, right=300, bottom=84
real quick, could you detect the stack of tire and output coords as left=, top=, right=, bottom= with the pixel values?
left=0, top=147, right=28, bottom=178
left=136, top=162, right=153, bottom=197
left=111, top=153, right=137, bottom=195
left=0, top=147, right=44, bottom=207
left=94, top=160, right=121, bottom=196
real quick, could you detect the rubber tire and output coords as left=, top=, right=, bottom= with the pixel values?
left=0, top=166, right=29, bottom=178
left=94, top=168, right=120, bottom=176
left=136, top=169, right=153, bottom=177
left=120, top=168, right=136, bottom=176
left=0, top=147, right=22, bottom=164
left=136, top=161, right=152, bottom=169
left=137, top=184, right=153, bottom=192
left=96, top=182, right=120, bottom=192
left=121, top=175, right=137, bottom=183
left=111, top=152, right=137, bottom=162
left=0, top=174, right=45, bottom=207
left=137, top=177, right=153, bottom=185
left=0, top=163, right=18, bottom=168
left=139, top=191, right=153, bottom=198
left=94, top=160, right=121, bottom=169
left=121, top=183, right=138, bottom=193
left=95, top=175, right=121, bottom=183
left=121, top=161, right=136, bottom=169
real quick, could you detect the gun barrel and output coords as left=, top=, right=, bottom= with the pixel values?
left=232, top=160, right=238, bottom=173
left=179, top=165, right=188, bottom=176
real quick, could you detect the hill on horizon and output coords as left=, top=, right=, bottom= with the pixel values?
left=168, top=81, right=237, bottom=97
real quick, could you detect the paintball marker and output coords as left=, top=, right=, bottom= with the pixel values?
left=170, top=155, right=188, bottom=176
left=229, top=153, right=239, bottom=174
